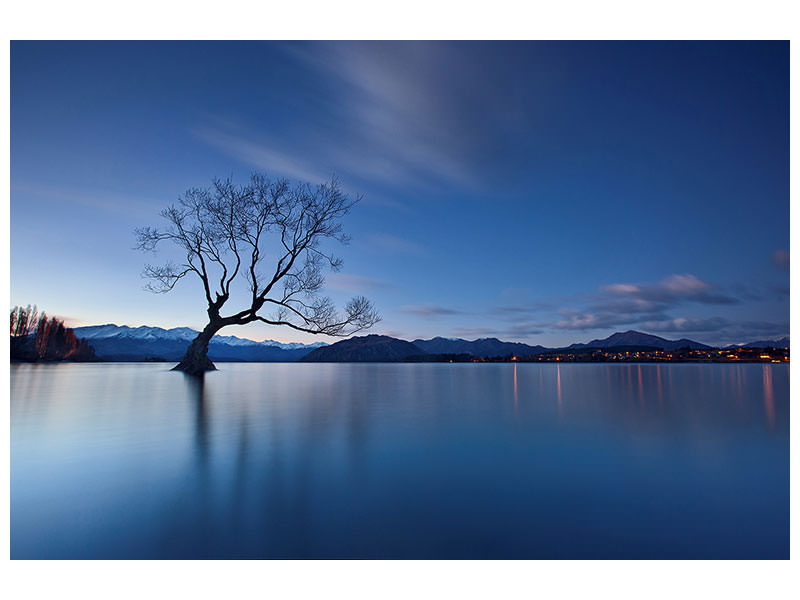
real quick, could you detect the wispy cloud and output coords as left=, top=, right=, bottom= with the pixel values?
left=401, top=304, right=464, bottom=318
left=549, top=274, right=740, bottom=332
left=554, top=309, right=660, bottom=331
left=641, top=316, right=732, bottom=333
left=451, top=327, right=497, bottom=338
left=285, top=42, right=477, bottom=188
left=471, top=272, right=785, bottom=344
left=640, top=316, right=788, bottom=343
left=12, top=182, right=154, bottom=218
left=192, top=127, right=329, bottom=183
left=363, top=233, right=425, bottom=255
left=488, top=288, right=556, bottom=323
left=600, top=274, right=737, bottom=306
left=197, top=42, right=541, bottom=192
left=547, top=274, right=739, bottom=331
left=502, top=322, right=546, bottom=337
left=491, top=302, right=555, bottom=319
left=325, top=273, right=390, bottom=293
left=552, top=309, right=788, bottom=344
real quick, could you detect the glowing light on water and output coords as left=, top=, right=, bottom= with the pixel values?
left=656, top=365, right=663, bottom=409
left=637, top=365, right=644, bottom=408
left=513, top=363, right=518, bottom=415
left=763, top=365, right=775, bottom=430
left=556, top=365, right=562, bottom=415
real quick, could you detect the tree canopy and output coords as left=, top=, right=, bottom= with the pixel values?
left=135, top=173, right=380, bottom=374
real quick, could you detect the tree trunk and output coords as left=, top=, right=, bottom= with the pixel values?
left=173, top=321, right=222, bottom=376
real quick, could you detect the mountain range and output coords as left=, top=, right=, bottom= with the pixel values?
left=565, top=330, right=712, bottom=351
left=71, top=324, right=789, bottom=363
left=73, top=324, right=327, bottom=362
left=299, top=330, right=712, bottom=362
left=412, top=337, right=548, bottom=357
left=298, top=335, right=425, bottom=362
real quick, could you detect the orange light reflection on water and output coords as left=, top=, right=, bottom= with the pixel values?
left=763, top=365, right=775, bottom=430
left=556, top=365, right=562, bottom=416
left=513, top=363, right=518, bottom=415
left=627, top=366, right=633, bottom=406
left=637, top=365, right=644, bottom=408
left=656, top=365, right=663, bottom=409
left=736, top=365, right=744, bottom=408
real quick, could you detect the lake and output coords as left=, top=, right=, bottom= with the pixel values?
left=10, top=362, right=789, bottom=559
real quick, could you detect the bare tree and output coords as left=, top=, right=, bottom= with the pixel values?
left=10, top=304, right=38, bottom=358
left=135, top=173, right=380, bottom=375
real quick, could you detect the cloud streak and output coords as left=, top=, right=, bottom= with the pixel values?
left=192, top=127, right=329, bottom=183
left=401, top=305, right=464, bottom=318
left=554, top=309, right=665, bottom=331
left=286, top=42, right=478, bottom=188
left=640, top=316, right=788, bottom=343
left=600, top=274, right=737, bottom=306
left=325, top=273, right=390, bottom=293
left=364, top=233, right=425, bottom=255
left=12, top=182, right=155, bottom=218
left=197, top=42, right=546, bottom=192
left=513, top=272, right=787, bottom=346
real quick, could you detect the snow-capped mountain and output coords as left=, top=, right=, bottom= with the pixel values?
left=74, top=324, right=327, bottom=349
left=75, top=324, right=198, bottom=342
left=72, top=324, right=327, bottom=362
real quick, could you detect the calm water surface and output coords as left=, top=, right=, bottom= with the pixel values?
left=11, top=362, right=789, bottom=559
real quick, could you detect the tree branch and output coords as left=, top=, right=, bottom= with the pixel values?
left=135, top=173, right=380, bottom=338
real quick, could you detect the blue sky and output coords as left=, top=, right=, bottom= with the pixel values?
left=10, top=41, right=789, bottom=346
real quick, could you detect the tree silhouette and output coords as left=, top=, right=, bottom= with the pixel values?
left=9, top=306, right=96, bottom=362
left=135, top=173, right=380, bottom=375
left=10, top=304, right=37, bottom=357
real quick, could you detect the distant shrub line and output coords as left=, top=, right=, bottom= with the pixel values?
left=10, top=305, right=97, bottom=362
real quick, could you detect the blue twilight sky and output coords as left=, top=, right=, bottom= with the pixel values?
left=10, top=41, right=789, bottom=346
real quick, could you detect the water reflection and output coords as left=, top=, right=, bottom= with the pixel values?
left=763, top=365, right=775, bottom=430
left=626, top=365, right=634, bottom=406
left=10, top=362, right=790, bottom=559
left=656, top=365, right=663, bottom=409
left=513, top=363, right=518, bottom=415
left=637, top=365, right=644, bottom=408
left=184, top=374, right=210, bottom=468
left=556, top=364, right=562, bottom=415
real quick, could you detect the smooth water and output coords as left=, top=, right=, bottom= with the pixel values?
left=10, top=362, right=789, bottom=559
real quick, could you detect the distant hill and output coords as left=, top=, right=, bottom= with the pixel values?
left=72, top=324, right=326, bottom=362
left=298, top=330, right=716, bottom=363
left=69, top=324, right=767, bottom=363
left=736, top=336, right=789, bottom=349
left=565, top=330, right=712, bottom=351
left=300, top=335, right=426, bottom=362
left=412, top=336, right=547, bottom=357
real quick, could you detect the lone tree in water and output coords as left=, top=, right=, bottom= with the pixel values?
left=135, top=173, right=380, bottom=375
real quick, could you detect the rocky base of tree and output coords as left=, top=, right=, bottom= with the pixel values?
left=171, top=356, right=217, bottom=376
left=171, top=326, right=220, bottom=375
